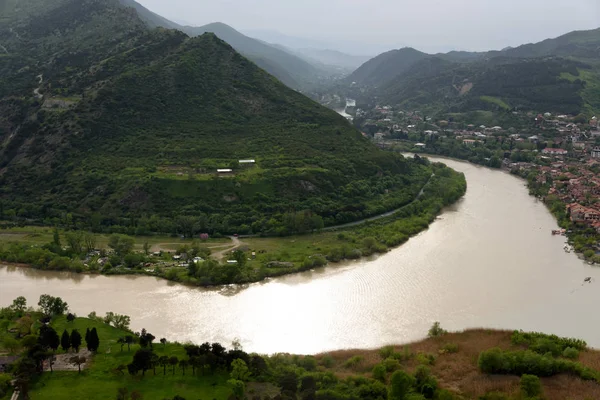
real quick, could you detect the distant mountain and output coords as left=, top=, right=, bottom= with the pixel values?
left=374, top=56, right=591, bottom=115
left=0, top=0, right=421, bottom=233
left=294, top=48, right=370, bottom=71
left=349, top=27, right=600, bottom=115
left=181, top=22, right=322, bottom=89
left=347, top=47, right=429, bottom=87
left=116, top=1, right=321, bottom=89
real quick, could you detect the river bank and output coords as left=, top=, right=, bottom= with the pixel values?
left=2, top=303, right=599, bottom=400
left=394, top=141, right=599, bottom=264
left=1, top=156, right=598, bottom=354
left=0, top=161, right=466, bottom=287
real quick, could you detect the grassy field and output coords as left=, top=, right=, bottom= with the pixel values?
left=26, top=316, right=232, bottom=400
left=0, top=226, right=230, bottom=252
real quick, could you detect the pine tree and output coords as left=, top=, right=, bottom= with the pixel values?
left=85, top=328, right=91, bottom=351
left=88, top=328, right=100, bottom=352
left=70, top=329, right=82, bottom=353
left=61, top=329, right=70, bottom=352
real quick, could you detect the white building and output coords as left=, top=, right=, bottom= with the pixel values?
left=592, top=147, right=600, bottom=159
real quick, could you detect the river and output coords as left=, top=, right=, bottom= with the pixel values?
left=1, top=157, right=599, bottom=354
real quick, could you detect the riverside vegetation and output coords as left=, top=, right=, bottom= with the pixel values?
left=0, top=158, right=466, bottom=286
left=2, top=295, right=600, bottom=399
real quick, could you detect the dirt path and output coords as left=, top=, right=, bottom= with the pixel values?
left=212, top=236, right=244, bottom=261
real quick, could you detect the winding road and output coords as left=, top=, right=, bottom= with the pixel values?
left=33, top=74, right=43, bottom=99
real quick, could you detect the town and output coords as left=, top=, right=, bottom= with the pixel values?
left=343, top=102, right=600, bottom=262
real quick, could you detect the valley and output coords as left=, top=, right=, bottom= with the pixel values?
left=0, top=0, right=599, bottom=399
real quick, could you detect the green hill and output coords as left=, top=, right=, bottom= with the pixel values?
left=376, top=56, right=589, bottom=114
left=347, top=47, right=428, bottom=87
left=0, top=0, right=429, bottom=235
left=348, top=27, right=600, bottom=114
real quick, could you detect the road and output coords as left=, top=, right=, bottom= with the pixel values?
left=321, top=173, right=435, bottom=231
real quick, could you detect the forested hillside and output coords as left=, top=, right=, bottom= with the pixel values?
left=346, top=27, right=600, bottom=114
left=0, top=0, right=429, bottom=235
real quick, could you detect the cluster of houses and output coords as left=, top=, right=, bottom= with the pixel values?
left=533, top=160, right=600, bottom=233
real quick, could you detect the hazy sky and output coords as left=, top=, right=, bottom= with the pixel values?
left=136, top=0, right=600, bottom=54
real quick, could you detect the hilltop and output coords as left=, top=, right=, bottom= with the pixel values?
left=117, top=0, right=325, bottom=89
left=0, top=0, right=434, bottom=235
left=345, top=27, right=600, bottom=115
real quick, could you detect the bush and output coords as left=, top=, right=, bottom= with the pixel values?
left=562, top=347, right=579, bottom=360
left=520, top=374, right=542, bottom=397
left=382, top=358, right=401, bottom=372
left=511, top=330, right=586, bottom=352
left=440, top=343, right=459, bottom=354
left=479, top=393, right=508, bottom=400
left=478, top=348, right=599, bottom=381
left=320, top=356, right=334, bottom=368
left=416, top=353, right=436, bottom=366
left=428, top=322, right=447, bottom=338
left=343, top=356, right=363, bottom=369
left=414, top=365, right=438, bottom=398
left=379, top=345, right=394, bottom=360
left=372, top=363, right=387, bottom=382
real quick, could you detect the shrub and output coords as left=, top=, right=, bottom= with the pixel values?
left=379, top=345, right=394, bottom=360
left=343, top=356, right=363, bottom=369
left=382, top=358, right=401, bottom=372
left=520, top=374, right=542, bottom=397
left=320, top=356, right=334, bottom=368
left=416, top=353, right=436, bottom=366
left=511, top=330, right=586, bottom=352
left=414, top=365, right=438, bottom=398
left=440, top=343, right=459, bottom=354
left=428, top=322, right=447, bottom=338
left=478, top=348, right=599, bottom=381
left=372, top=363, right=387, bottom=382
left=562, top=347, right=579, bottom=360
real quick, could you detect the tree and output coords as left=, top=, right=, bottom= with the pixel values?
left=143, top=241, right=151, bottom=255
left=108, top=234, right=135, bottom=256
left=38, top=294, right=69, bottom=316
left=88, top=328, right=100, bottom=352
left=232, top=250, right=246, bottom=267
left=65, top=231, right=84, bottom=255
left=389, top=370, right=415, bottom=400
left=139, top=329, right=155, bottom=348
left=117, top=337, right=125, bottom=352
left=230, top=358, right=250, bottom=381
left=70, top=355, right=86, bottom=373
left=52, top=227, right=62, bottom=249
left=228, top=379, right=245, bottom=400
left=39, top=326, right=60, bottom=352
left=169, top=356, right=179, bottom=375
left=66, top=313, right=76, bottom=322
left=520, top=374, right=542, bottom=397
left=150, top=353, right=159, bottom=375
left=125, top=335, right=135, bottom=352
left=117, top=388, right=129, bottom=400
left=300, top=375, right=317, bottom=400
left=132, top=348, right=154, bottom=376
left=70, top=329, right=82, bottom=353
left=160, top=338, right=167, bottom=347
left=85, top=328, right=91, bottom=350
left=61, top=329, right=70, bottom=352
left=3, top=337, right=20, bottom=354
left=159, top=356, right=169, bottom=375
left=83, top=232, right=97, bottom=253
left=11, top=296, right=27, bottom=314
left=179, top=359, right=189, bottom=375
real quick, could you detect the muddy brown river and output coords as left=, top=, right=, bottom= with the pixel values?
left=1, top=157, right=598, bottom=354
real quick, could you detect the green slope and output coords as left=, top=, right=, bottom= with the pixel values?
left=0, top=0, right=429, bottom=234
left=348, top=47, right=428, bottom=87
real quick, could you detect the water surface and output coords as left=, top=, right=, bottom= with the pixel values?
left=2, top=157, right=598, bottom=354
